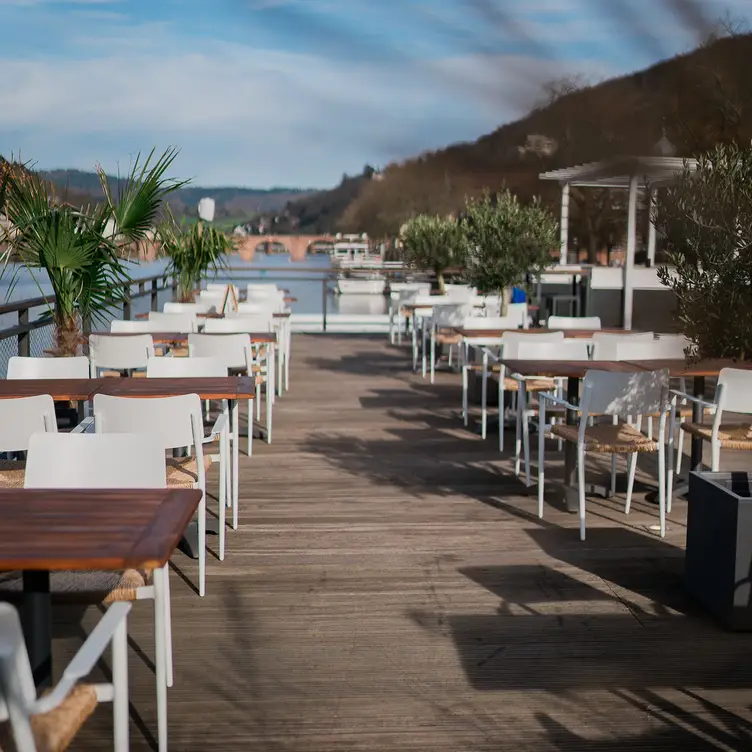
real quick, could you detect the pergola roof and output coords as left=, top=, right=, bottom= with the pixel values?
left=539, top=156, right=698, bottom=189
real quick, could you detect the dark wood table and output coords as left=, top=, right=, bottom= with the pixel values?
left=0, top=488, right=202, bottom=688
left=502, top=358, right=752, bottom=509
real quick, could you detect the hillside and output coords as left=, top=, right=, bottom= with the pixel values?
left=37, top=168, right=318, bottom=225
left=277, top=31, right=752, bottom=252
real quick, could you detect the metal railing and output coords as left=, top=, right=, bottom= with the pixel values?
left=0, top=271, right=175, bottom=373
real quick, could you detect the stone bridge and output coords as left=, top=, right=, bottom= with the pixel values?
left=235, top=235, right=336, bottom=262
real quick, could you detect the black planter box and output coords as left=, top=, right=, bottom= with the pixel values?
left=686, top=471, right=752, bottom=630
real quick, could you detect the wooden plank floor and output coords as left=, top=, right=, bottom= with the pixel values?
left=60, top=335, right=752, bottom=751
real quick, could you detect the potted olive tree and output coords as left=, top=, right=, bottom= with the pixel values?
left=655, top=143, right=752, bottom=629
left=461, top=189, right=557, bottom=313
left=158, top=212, right=234, bottom=302
left=399, top=214, right=467, bottom=293
left=0, top=148, right=184, bottom=355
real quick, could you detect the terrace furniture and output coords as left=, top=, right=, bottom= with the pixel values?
left=536, top=369, right=672, bottom=540
left=547, top=315, right=601, bottom=330
left=89, top=334, right=154, bottom=377
left=147, top=311, right=199, bottom=334
left=92, top=393, right=222, bottom=599
left=0, top=601, right=131, bottom=752
left=427, top=303, right=472, bottom=383
left=7, top=357, right=89, bottom=380
left=22, top=431, right=169, bottom=751
left=164, top=301, right=216, bottom=314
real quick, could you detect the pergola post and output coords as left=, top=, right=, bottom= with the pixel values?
left=623, top=174, right=639, bottom=330
left=647, top=187, right=657, bottom=266
left=559, top=182, right=570, bottom=265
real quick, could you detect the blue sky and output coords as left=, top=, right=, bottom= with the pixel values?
left=0, top=0, right=747, bottom=188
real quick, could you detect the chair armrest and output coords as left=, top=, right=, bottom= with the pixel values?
left=670, top=390, right=717, bottom=411
left=538, top=391, right=580, bottom=412
left=30, top=603, right=132, bottom=715
left=71, top=417, right=95, bottom=434
left=479, top=347, right=501, bottom=363
left=202, top=411, right=228, bottom=444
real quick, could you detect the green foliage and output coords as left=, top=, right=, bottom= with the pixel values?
left=461, top=190, right=558, bottom=296
left=399, top=214, right=467, bottom=291
left=159, top=214, right=234, bottom=301
left=655, top=143, right=752, bottom=360
left=0, top=148, right=184, bottom=354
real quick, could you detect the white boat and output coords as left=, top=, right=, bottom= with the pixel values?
left=331, top=237, right=386, bottom=295
left=337, top=277, right=386, bottom=295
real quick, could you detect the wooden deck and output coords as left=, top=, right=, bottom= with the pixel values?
left=61, top=335, right=752, bottom=750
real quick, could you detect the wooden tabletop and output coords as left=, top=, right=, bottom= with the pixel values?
left=0, top=378, right=96, bottom=401
left=502, top=358, right=752, bottom=380
left=456, top=327, right=628, bottom=339
left=0, top=488, right=202, bottom=571
left=95, top=376, right=256, bottom=400
left=0, top=376, right=256, bottom=401
left=90, top=331, right=277, bottom=344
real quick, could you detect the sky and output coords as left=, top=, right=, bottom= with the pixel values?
left=0, top=0, right=748, bottom=189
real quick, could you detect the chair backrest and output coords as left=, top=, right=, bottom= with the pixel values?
left=164, top=301, right=215, bottom=314
left=147, top=311, right=198, bottom=333
left=433, top=303, right=472, bottom=327
left=548, top=315, right=602, bottom=330
left=187, top=333, right=252, bottom=370
left=506, top=303, right=528, bottom=328
left=591, top=331, right=655, bottom=343
left=500, top=331, right=565, bottom=358
left=203, top=316, right=274, bottom=334
left=93, top=393, right=204, bottom=453
left=515, top=339, right=590, bottom=361
left=716, top=368, right=752, bottom=415
left=206, top=282, right=239, bottom=295
left=235, top=301, right=277, bottom=316
left=462, top=316, right=518, bottom=330
left=246, top=286, right=283, bottom=300
left=445, top=285, right=475, bottom=302
left=25, top=432, right=167, bottom=488
left=581, top=369, right=670, bottom=417
left=147, top=356, right=228, bottom=378
left=0, top=395, right=57, bottom=452
left=110, top=319, right=169, bottom=334
left=246, top=283, right=278, bottom=293
left=7, top=356, right=89, bottom=380
left=89, top=334, right=154, bottom=375
left=391, top=283, right=431, bottom=300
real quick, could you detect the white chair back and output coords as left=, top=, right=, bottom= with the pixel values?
left=25, top=433, right=167, bottom=488
left=433, top=303, right=472, bottom=328
left=7, top=356, right=89, bottom=380
left=445, top=285, right=475, bottom=302
left=110, top=320, right=169, bottom=334
left=188, top=333, right=252, bottom=370
left=500, top=331, right=565, bottom=358
left=147, top=311, right=198, bottom=333
left=206, top=283, right=239, bottom=296
left=246, top=283, right=278, bottom=293
left=234, top=302, right=277, bottom=316
left=94, top=393, right=204, bottom=453
left=581, top=369, right=670, bottom=417
left=390, top=283, right=431, bottom=300
left=591, top=331, right=655, bottom=343
left=716, top=368, right=752, bottom=415
left=548, top=315, right=602, bottom=330
left=0, top=395, right=57, bottom=452
left=204, top=316, right=274, bottom=334
left=506, top=302, right=528, bottom=329
left=462, top=316, right=518, bottom=330
left=164, top=301, right=215, bottom=314
left=89, top=334, right=154, bottom=375
left=515, top=339, right=590, bottom=361
left=147, top=356, right=228, bottom=378
left=612, top=339, right=688, bottom=361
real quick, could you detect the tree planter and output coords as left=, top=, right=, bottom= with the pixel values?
left=686, top=471, right=752, bottom=630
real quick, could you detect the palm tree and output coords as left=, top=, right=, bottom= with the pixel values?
left=0, top=148, right=185, bottom=355
left=158, top=213, right=234, bottom=302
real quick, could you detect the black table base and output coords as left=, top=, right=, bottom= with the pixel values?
left=21, top=570, right=52, bottom=689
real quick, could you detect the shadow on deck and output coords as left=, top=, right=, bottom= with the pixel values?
left=63, top=334, right=752, bottom=751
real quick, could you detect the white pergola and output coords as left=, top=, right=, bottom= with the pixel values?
left=539, top=156, right=697, bottom=329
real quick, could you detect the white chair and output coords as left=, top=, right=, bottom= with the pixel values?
left=547, top=315, right=602, bottom=330
left=24, top=431, right=169, bottom=752
left=427, top=303, right=471, bottom=383
left=89, top=334, right=154, bottom=377
left=390, top=286, right=430, bottom=345
left=235, top=301, right=277, bottom=316
left=93, top=394, right=224, bottom=599
left=188, top=334, right=254, bottom=512
left=0, top=395, right=57, bottom=487
left=511, top=339, right=590, bottom=480
left=147, top=311, right=198, bottom=333
left=206, top=282, right=239, bottom=296
left=164, top=301, right=215, bottom=314
left=669, top=368, right=752, bottom=504
left=7, top=356, right=89, bottom=379
left=204, top=316, right=274, bottom=334
left=0, top=601, right=131, bottom=752
left=505, top=302, right=529, bottom=329
left=474, top=332, right=565, bottom=444
left=110, top=319, right=170, bottom=334
left=537, top=369, right=671, bottom=539
left=147, top=356, right=232, bottom=556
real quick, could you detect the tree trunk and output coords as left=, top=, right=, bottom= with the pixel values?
left=436, top=271, right=445, bottom=295
left=52, top=313, right=82, bottom=357
left=499, top=287, right=512, bottom=316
